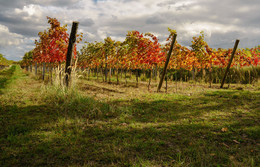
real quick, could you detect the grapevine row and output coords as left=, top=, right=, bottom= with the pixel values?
left=20, top=17, right=260, bottom=86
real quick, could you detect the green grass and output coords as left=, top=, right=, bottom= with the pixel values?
left=0, top=66, right=259, bottom=166
left=0, top=66, right=16, bottom=91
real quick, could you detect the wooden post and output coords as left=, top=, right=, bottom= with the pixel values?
left=105, top=55, right=108, bottom=82
left=136, top=69, right=139, bottom=87
left=220, top=39, right=239, bottom=88
left=192, top=66, right=196, bottom=81
left=209, top=63, right=212, bottom=88
left=157, top=34, right=177, bottom=92
left=59, top=63, right=62, bottom=85
left=109, top=68, right=111, bottom=83
left=125, top=69, right=127, bottom=85
left=35, top=62, right=37, bottom=76
left=155, top=64, right=158, bottom=81
left=175, top=70, right=178, bottom=93
left=50, top=63, right=53, bottom=84
left=42, top=62, right=45, bottom=80
left=101, top=67, right=104, bottom=82
left=148, top=69, right=152, bottom=90
left=117, top=68, right=120, bottom=84
left=96, top=67, right=99, bottom=80
left=65, top=21, right=79, bottom=87
left=47, top=64, right=50, bottom=81
left=165, top=71, right=168, bottom=92
left=30, top=63, right=32, bottom=72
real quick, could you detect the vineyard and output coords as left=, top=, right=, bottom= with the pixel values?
left=1, top=17, right=260, bottom=166
left=19, top=17, right=260, bottom=89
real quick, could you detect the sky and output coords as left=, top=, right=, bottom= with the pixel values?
left=0, top=0, right=259, bottom=61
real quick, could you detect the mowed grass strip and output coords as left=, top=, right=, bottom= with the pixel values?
left=0, top=67, right=259, bottom=166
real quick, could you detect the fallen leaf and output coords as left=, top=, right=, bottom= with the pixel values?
left=222, top=142, right=230, bottom=148
left=221, top=127, right=228, bottom=132
left=120, top=123, right=127, bottom=126
left=233, top=140, right=240, bottom=144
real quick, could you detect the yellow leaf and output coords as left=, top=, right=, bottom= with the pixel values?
left=221, top=127, right=228, bottom=132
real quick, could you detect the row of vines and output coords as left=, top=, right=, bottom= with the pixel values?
left=20, top=17, right=260, bottom=87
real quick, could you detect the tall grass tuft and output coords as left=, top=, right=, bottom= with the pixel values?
left=40, top=60, right=117, bottom=120
left=41, top=84, right=117, bottom=120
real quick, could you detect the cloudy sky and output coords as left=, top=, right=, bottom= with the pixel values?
left=0, top=0, right=259, bottom=61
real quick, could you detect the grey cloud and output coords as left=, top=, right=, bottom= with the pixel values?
left=34, top=0, right=81, bottom=7
left=146, top=15, right=166, bottom=25
left=84, top=1, right=260, bottom=49
left=157, top=0, right=191, bottom=11
left=0, top=0, right=260, bottom=61
left=154, top=0, right=260, bottom=34
left=9, top=25, right=41, bottom=37
left=0, top=13, right=45, bottom=37
left=157, top=1, right=176, bottom=7
left=196, top=0, right=260, bottom=24
left=0, top=0, right=81, bottom=8
left=207, top=31, right=260, bottom=49
left=79, top=18, right=95, bottom=27
left=0, top=12, right=29, bottom=25
left=175, top=4, right=189, bottom=11
left=0, top=0, right=25, bottom=9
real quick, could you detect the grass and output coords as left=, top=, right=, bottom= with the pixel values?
left=0, top=66, right=259, bottom=166
left=0, top=66, right=16, bottom=91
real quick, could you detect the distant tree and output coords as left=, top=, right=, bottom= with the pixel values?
left=0, top=53, right=12, bottom=66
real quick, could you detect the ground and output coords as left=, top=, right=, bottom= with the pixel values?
left=0, top=65, right=259, bottom=166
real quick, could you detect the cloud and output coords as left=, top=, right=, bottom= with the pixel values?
left=79, top=18, right=95, bottom=27
left=0, top=24, right=27, bottom=60
left=0, top=25, right=23, bottom=46
left=0, top=0, right=260, bottom=61
left=0, top=0, right=82, bottom=9
left=146, top=15, right=166, bottom=25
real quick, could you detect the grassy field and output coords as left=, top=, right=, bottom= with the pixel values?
left=0, top=65, right=259, bottom=167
